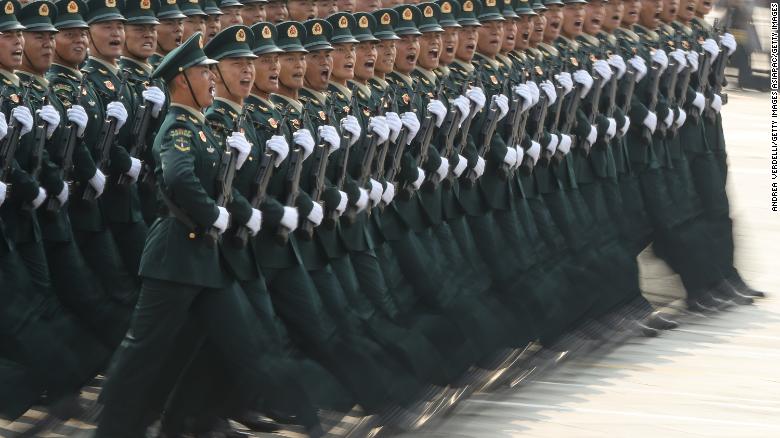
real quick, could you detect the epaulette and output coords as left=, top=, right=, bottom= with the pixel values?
left=215, top=106, right=226, bottom=114
left=175, top=114, right=188, bottom=121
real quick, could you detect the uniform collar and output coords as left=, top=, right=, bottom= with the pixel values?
left=16, top=70, right=49, bottom=88
left=370, top=76, right=388, bottom=89
left=0, top=69, right=19, bottom=87
left=390, top=71, right=414, bottom=87
left=214, top=96, right=243, bottom=114
left=51, top=63, right=82, bottom=79
left=301, top=86, right=328, bottom=105
left=577, top=33, right=600, bottom=46
left=348, top=80, right=371, bottom=99
left=89, top=56, right=120, bottom=74
left=436, top=65, right=450, bottom=77
left=451, top=58, right=475, bottom=72
left=120, top=56, right=153, bottom=75
left=473, top=52, right=500, bottom=69
left=495, top=52, right=512, bottom=67
left=271, top=93, right=303, bottom=112
left=556, top=35, right=579, bottom=51
left=248, top=93, right=274, bottom=108
left=691, top=16, right=712, bottom=31
left=328, top=81, right=352, bottom=100
left=536, top=42, right=559, bottom=57
left=171, top=103, right=206, bottom=123
left=616, top=26, right=640, bottom=41
left=413, top=66, right=438, bottom=84
left=673, top=20, right=693, bottom=35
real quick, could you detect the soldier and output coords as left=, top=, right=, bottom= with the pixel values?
left=203, top=0, right=223, bottom=42
left=148, top=0, right=186, bottom=67
left=265, top=0, right=290, bottom=22
left=288, top=0, right=318, bottom=20
left=317, top=0, right=338, bottom=17
left=179, top=0, right=207, bottom=39
left=217, top=0, right=244, bottom=28
left=241, top=0, right=267, bottom=25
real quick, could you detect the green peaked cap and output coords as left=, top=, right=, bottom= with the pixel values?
left=250, top=21, right=283, bottom=54
left=302, top=18, right=333, bottom=51
left=152, top=31, right=218, bottom=81
left=371, top=9, right=400, bottom=40
left=326, top=12, right=359, bottom=44
left=19, top=0, right=58, bottom=32
left=122, top=0, right=160, bottom=24
left=275, top=21, right=307, bottom=52
left=204, top=24, right=257, bottom=59
left=0, top=0, right=25, bottom=32
left=55, top=0, right=89, bottom=29
left=393, top=4, right=422, bottom=36
left=85, top=0, right=126, bottom=24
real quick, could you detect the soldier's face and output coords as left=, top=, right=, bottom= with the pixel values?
left=583, top=1, right=605, bottom=34
left=603, top=0, right=623, bottom=31
left=543, top=5, right=563, bottom=42
left=455, top=25, right=478, bottom=62
left=253, top=53, right=280, bottom=93
left=477, top=19, right=504, bottom=57
left=241, top=3, right=266, bottom=25
left=124, top=24, right=158, bottom=60
left=621, top=0, right=641, bottom=26
left=55, top=28, right=89, bottom=67
left=394, top=34, right=419, bottom=74
left=660, top=0, right=679, bottom=23
left=355, top=0, right=381, bottom=11
left=696, top=0, right=711, bottom=17
left=220, top=6, right=244, bottom=27
left=22, top=31, right=55, bottom=74
left=677, top=0, right=696, bottom=22
left=515, top=15, right=532, bottom=49
left=530, top=12, right=545, bottom=44
left=638, top=0, right=662, bottom=28
left=338, top=0, right=356, bottom=11
left=417, top=31, right=441, bottom=70
left=217, top=57, right=256, bottom=99
left=157, top=19, right=184, bottom=54
left=288, top=0, right=317, bottom=20
left=440, top=27, right=459, bottom=65
left=382, top=0, right=403, bottom=6
left=0, top=31, right=23, bottom=70
left=331, top=43, right=356, bottom=82
left=180, top=65, right=216, bottom=107
left=204, top=15, right=222, bottom=43
left=375, top=39, right=396, bottom=74
left=265, top=2, right=289, bottom=22
left=501, top=18, right=518, bottom=53
left=316, top=0, right=338, bottom=17
left=561, top=4, right=585, bottom=38
left=354, top=41, right=377, bottom=80
left=304, top=49, right=332, bottom=90
left=183, top=16, right=206, bottom=40
left=279, top=51, right=307, bottom=90
left=89, top=20, right=125, bottom=60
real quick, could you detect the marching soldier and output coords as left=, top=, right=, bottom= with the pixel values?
left=148, top=0, right=186, bottom=67
left=218, top=0, right=244, bottom=28
left=203, top=0, right=224, bottom=42
left=179, top=0, right=207, bottom=39
left=265, top=0, right=289, bottom=23
left=241, top=0, right=267, bottom=25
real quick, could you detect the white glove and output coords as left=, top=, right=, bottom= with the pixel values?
left=515, top=146, right=524, bottom=168
left=212, top=206, right=230, bottom=233
left=545, top=133, right=559, bottom=155
left=608, top=55, right=626, bottom=79
left=526, top=81, right=540, bottom=105
left=317, top=125, right=340, bottom=153
left=0, top=113, right=6, bottom=140
left=586, top=125, right=598, bottom=145
left=385, top=112, right=402, bottom=142
left=38, top=105, right=61, bottom=138
left=265, top=135, right=289, bottom=167
left=11, top=106, right=33, bottom=137
left=702, top=38, right=719, bottom=58
left=307, top=201, right=323, bottom=225
left=670, top=49, right=687, bottom=73
left=336, top=190, right=348, bottom=215
left=692, top=92, right=706, bottom=113
left=472, top=156, right=486, bottom=177
left=88, top=169, right=106, bottom=197
left=593, top=59, right=613, bottom=82
left=651, top=49, right=668, bottom=72
left=126, top=157, right=142, bottom=183
left=540, top=80, right=557, bottom=107
left=106, top=101, right=128, bottom=133
left=628, top=56, right=647, bottom=82
left=246, top=208, right=263, bottom=236
left=369, top=116, right=390, bottom=144
left=435, top=159, right=449, bottom=181
left=514, top=84, right=534, bottom=111
left=356, top=187, right=370, bottom=211
left=341, top=115, right=361, bottom=146
left=643, top=111, right=657, bottom=133
left=555, top=72, right=574, bottom=95
left=142, top=86, right=166, bottom=118
left=67, top=105, right=88, bottom=137
left=721, top=32, right=737, bottom=56
left=226, top=131, right=251, bottom=170
left=466, top=87, right=486, bottom=113
left=55, top=183, right=69, bottom=206
left=369, top=178, right=383, bottom=205
left=557, top=135, right=572, bottom=155
left=292, top=129, right=315, bottom=160
left=503, top=147, right=517, bottom=166
left=495, top=94, right=510, bottom=121
left=427, top=99, right=447, bottom=127
left=606, top=117, right=617, bottom=140
left=381, top=183, right=395, bottom=205
left=280, top=206, right=299, bottom=231
left=675, top=107, right=687, bottom=127
left=711, top=93, right=722, bottom=113
left=620, top=115, right=630, bottom=136
left=573, top=69, right=594, bottom=98
left=412, top=167, right=425, bottom=189
left=400, top=112, right=420, bottom=145
left=452, top=96, right=471, bottom=126
left=31, top=187, right=47, bottom=210
left=687, top=50, right=699, bottom=72
left=453, top=154, right=468, bottom=177
left=0, top=181, right=5, bottom=208
left=527, top=141, right=541, bottom=165
left=663, top=110, right=674, bottom=128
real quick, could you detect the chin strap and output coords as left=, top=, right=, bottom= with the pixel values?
left=182, top=70, right=207, bottom=110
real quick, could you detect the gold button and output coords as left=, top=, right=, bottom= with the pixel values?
left=188, top=232, right=196, bottom=239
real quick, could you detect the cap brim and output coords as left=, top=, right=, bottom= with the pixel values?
left=305, top=43, right=334, bottom=51
left=374, top=32, right=400, bottom=40
left=354, top=34, right=379, bottom=42
left=215, top=49, right=258, bottom=59
left=88, top=13, right=127, bottom=24
left=56, top=20, right=90, bottom=29
left=0, top=22, right=26, bottom=32
left=253, top=46, right=284, bottom=54
left=503, top=12, right=519, bottom=18
left=439, top=20, right=461, bottom=28
left=477, top=14, right=504, bottom=21
left=394, top=28, right=422, bottom=36
left=277, top=43, right=308, bottom=52
left=456, top=19, right=481, bottom=26
left=204, top=8, right=224, bottom=15
left=515, top=9, right=537, bottom=15
left=158, top=11, right=188, bottom=19
left=197, top=57, right=220, bottom=66
left=126, top=17, right=162, bottom=25
left=418, top=25, right=444, bottom=33
left=331, top=36, right=360, bottom=44
left=22, top=24, right=59, bottom=33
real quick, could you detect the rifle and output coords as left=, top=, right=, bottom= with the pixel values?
left=688, top=38, right=713, bottom=125
left=323, top=85, right=359, bottom=229
left=46, top=77, right=87, bottom=212
left=82, top=69, right=130, bottom=201
left=299, top=107, right=336, bottom=238
left=422, top=78, right=466, bottom=191
left=23, top=87, right=52, bottom=211
left=498, top=73, right=530, bottom=180
left=0, top=86, right=33, bottom=185
left=372, top=87, right=395, bottom=183
left=668, top=60, right=692, bottom=138
left=704, top=14, right=733, bottom=123
left=444, top=70, right=478, bottom=189
left=117, top=82, right=154, bottom=186
left=641, top=61, right=663, bottom=146
left=523, top=88, right=550, bottom=173
left=600, top=63, right=620, bottom=146
left=276, top=105, right=310, bottom=245
left=462, top=92, right=501, bottom=188
left=619, top=66, right=637, bottom=116
left=380, top=86, right=409, bottom=208
left=398, top=80, right=443, bottom=199
left=555, top=75, right=586, bottom=163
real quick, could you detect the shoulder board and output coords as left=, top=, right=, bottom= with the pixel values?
left=175, top=114, right=188, bottom=121
left=2, top=78, right=12, bottom=86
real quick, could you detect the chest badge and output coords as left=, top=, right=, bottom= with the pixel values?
left=402, top=93, right=410, bottom=105
left=105, top=80, right=115, bottom=91
left=10, top=94, right=18, bottom=104
left=199, top=131, right=207, bottom=142
left=319, top=110, right=327, bottom=121
left=362, top=107, right=371, bottom=117
left=268, top=118, right=278, bottom=129
left=291, top=118, right=301, bottom=129
left=490, top=75, right=498, bottom=85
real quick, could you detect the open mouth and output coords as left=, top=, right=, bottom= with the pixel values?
left=668, top=7, right=678, bottom=16
left=654, top=11, right=660, bottom=19
left=521, top=31, right=530, bottom=40
left=405, top=52, right=416, bottom=63
left=268, top=73, right=279, bottom=84
left=574, top=19, right=583, bottom=28
left=702, top=1, right=711, bottom=7
left=428, top=48, right=439, bottom=59
left=292, top=72, right=304, bottom=81
left=175, top=35, right=183, bottom=45
left=465, top=42, right=476, bottom=51
left=611, top=13, right=620, bottom=21
left=550, top=20, right=561, bottom=30
left=108, top=39, right=121, bottom=48
left=364, top=60, right=375, bottom=69
left=240, top=77, right=252, bottom=87
left=142, top=41, right=154, bottom=49
left=686, top=3, right=695, bottom=12
left=319, top=67, right=329, bottom=82
left=444, top=44, right=455, bottom=54
left=591, top=17, right=601, bottom=27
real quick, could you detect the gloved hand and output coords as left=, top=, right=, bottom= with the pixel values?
left=643, top=111, right=657, bottom=133
left=620, top=115, right=630, bottom=136
left=692, top=92, right=706, bottom=113
left=515, top=146, right=524, bottom=168
left=663, top=110, right=674, bottom=128
left=89, top=169, right=106, bottom=197
left=226, top=131, right=251, bottom=170
left=687, top=50, right=699, bottom=71
left=56, top=183, right=69, bottom=206
left=369, top=178, right=383, bottom=205
left=711, top=93, right=722, bottom=113
left=527, top=140, right=541, bottom=165
left=526, top=81, right=540, bottom=105
left=67, top=105, right=89, bottom=137
left=503, top=147, right=517, bottom=166
left=545, top=133, right=559, bottom=155
left=307, top=201, right=323, bottom=225
left=555, top=72, right=574, bottom=95
left=38, top=105, right=61, bottom=138
left=670, top=49, right=687, bottom=72
left=11, top=106, right=33, bottom=137
left=31, top=187, right=47, bottom=210
left=246, top=208, right=263, bottom=236
left=466, top=86, right=486, bottom=113
left=369, top=116, right=390, bottom=144
left=721, top=32, right=737, bottom=56
left=606, top=117, right=617, bottom=140
left=514, top=84, right=534, bottom=111
left=336, top=190, right=348, bottom=215
left=280, top=206, right=299, bottom=231
left=412, top=167, right=425, bottom=189
left=435, top=159, right=449, bottom=181
left=265, top=135, right=289, bottom=167
left=126, top=157, right=142, bottom=183
left=586, top=125, right=598, bottom=145
left=675, top=107, right=687, bottom=127
left=341, top=115, right=361, bottom=146
left=453, top=96, right=471, bottom=126
left=106, top=101, right=128, bottom=133
left=472, top=156, right=485, bottom=177
left=453, top=154, right=468, bottom=176
left=142, top=86, right=166, bottom=118
left=608, top=54, right=626, bottom=79
left=573, top=69, right=594, bottom=98
left=540, top=80, right=557, bottom=107
left=495, top=94, right=509, bottom=120
left=0, top=113, right=6, bottom=141
left=0, top=181, right=6, bottom=208
left=317, top=125, right=340, bottom=153
left=702, top=38, right=719, bottom=58
left=628, top=55, right=647, bottom=82
left=593, top=59, right=613, bottom=82
left=381, top=183, right=395, bottom=205
left=385, top=112, right=402, bottom=142
left=400, top=112, right=420, bottom=144
left=293, top=129, right=315, bottom=160
left=557, top=135, right=572, bottom=155
left=212, top=206, right=230, bottom=233
left=356, top=187, right=370, bottom=211
left=651, top=48, right=668, bottom=71
left=427, top=99, right=448, bottom=127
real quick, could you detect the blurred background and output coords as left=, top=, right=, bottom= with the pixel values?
left=712, top=0, right=771, bottom=91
